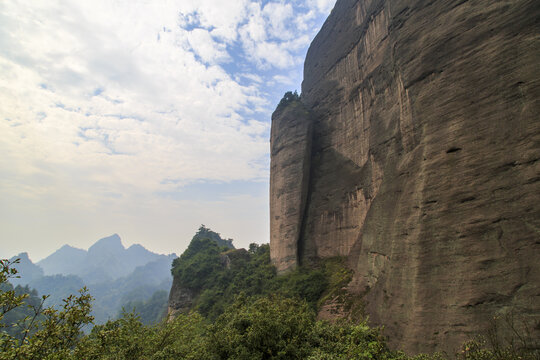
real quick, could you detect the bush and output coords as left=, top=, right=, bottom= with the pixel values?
left=171, top=237, right=226, bottom=291
left=207, top=295, right=315, bottom=359
left=278, top=90, right=300, bottom=108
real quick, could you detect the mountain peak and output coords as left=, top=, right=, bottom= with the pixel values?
left=37, top=234, right=168, bottom=282
left=88, top=234, right=124, bottom=254
left=12, top=252, right=30, bottom=261
left=127, top=243, right=145, bottom=251
left=56, top=244, right=85, bottom=254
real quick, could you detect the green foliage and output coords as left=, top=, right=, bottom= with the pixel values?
left=13, top=289, right=93, bottom=359
left=0, top=283, right=43, bottom=339
left=193, top=244, right=276, bottom=319
left=0, top=259, right=94, bottom=360
left=72, top=294, right=403, bottom=360
left=195, top=225, right=234, bottom=249
left=3, top=243, right=539, bottom=360
left=207, top=295, right=315, bottom=359
left=170, top=228, right=273, bottom=319
left=170, top=225, right=235, bottom=291
left=205, top=295, right=409, bottom=360
left=72, top=310, right=208, bottom=360
left=8, top=248, right=174, bottom=327
left=275, top=265, right=328, bottom=310
left=0, top=259, right=33, bottom=336
left=307, top=320, right=394, bottom=360
left=278, top=90, right=300, bottom=108
left=171, top=236, right=352, bottom=320
left=450, top=313, right=540, bottom=360
left=72, top=311, right=151, bottom=359
left=171, top=237, right=226, bottom=291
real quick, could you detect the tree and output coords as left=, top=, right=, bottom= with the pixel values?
left=206, top=295, right=315, bottom=359
left=0, top=259, right=93, bottom=360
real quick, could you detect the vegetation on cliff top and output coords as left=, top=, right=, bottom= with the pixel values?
left=276, top=90, right=301, bottom=111
left=171, top=226, right=351, bottom=320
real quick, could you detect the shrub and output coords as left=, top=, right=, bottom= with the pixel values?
left=278, top=90, right=301, bottom=108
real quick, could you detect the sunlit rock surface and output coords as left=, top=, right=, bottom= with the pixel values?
left=270, top=0, right=540, bottom=353
left=270, top=100, right=312, bottom=274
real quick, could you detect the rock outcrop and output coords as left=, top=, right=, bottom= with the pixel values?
left=167, top=276, right=195, bottom=318
left=270, top=0, right=540, bottom=353
left=270, top=99, right=312, bottom=274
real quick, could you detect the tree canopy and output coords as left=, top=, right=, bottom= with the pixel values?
left=2, top=241, right=537, bottom=360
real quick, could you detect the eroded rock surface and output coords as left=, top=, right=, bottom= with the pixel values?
left=270, top=0, right=540, bottom=353
left=270, top=100, right=312, bottom=274
left=167, top=276, right=194, bottom=318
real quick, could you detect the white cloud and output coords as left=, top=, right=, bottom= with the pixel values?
left=272, top=74, right=295, bottom=85
left=0, top=0, right=333, bottom=259
left=187, top=28, right=230, bottom=64
left=308, top=0, right=336, bottom=14
left=239, top=73, right=263, bottom=84
left=254, top=41, right=297, bottom=69
left=241, top=4, right=267, bottom=42
left=262, top=2, right=294, bottom=40
left=177, top=0, right=249, bottom=43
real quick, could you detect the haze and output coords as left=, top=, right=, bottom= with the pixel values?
left=0, top=0, right=335, bottom=260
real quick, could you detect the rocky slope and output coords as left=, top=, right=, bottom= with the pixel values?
left=270, top=0, right=540, bottom=353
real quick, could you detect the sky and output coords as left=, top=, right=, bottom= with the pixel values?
left=0, top=0, right=335, bottom=262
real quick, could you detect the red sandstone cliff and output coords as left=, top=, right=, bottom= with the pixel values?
left=270, top=0, right=540, bottom=353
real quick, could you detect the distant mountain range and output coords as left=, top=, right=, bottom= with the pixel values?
left=36, top=234, right=170, bottom=284
left=8, top=234, right=177, bottom=324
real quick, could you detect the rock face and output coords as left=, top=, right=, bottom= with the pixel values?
left=270, top=0, right=540, bottom=353
left=167, top=276, right=195, bottom=318
left=270, top=100, right=312, bottom=274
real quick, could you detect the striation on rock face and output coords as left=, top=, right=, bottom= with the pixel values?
left=270, top=99, right=312, bottom=274
left=270, top=0, right=540, bottom=353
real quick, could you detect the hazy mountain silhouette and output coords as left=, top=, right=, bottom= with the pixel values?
left=8, top=252, right=44, bottom=286
left=89, top=254, right=176, bottom=323
left=9, top=234, right=176, bottom=325
left=37, top=245, right=86, bottom=277
left=37, top=234, right=171, bottom=285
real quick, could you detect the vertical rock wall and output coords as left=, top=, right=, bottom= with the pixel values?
left=167, top=276, right=194, bottom=318
left=270, top=101, right=312, bottom=273
left=270, top=0, right=540, bottom=353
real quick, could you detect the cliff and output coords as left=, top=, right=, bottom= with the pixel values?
left=270, top=0, right=540, bottom=353
left=270, top=96, right=312, bottom=274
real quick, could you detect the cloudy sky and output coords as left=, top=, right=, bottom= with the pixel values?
left=0, top=0, right=335, bottom=261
